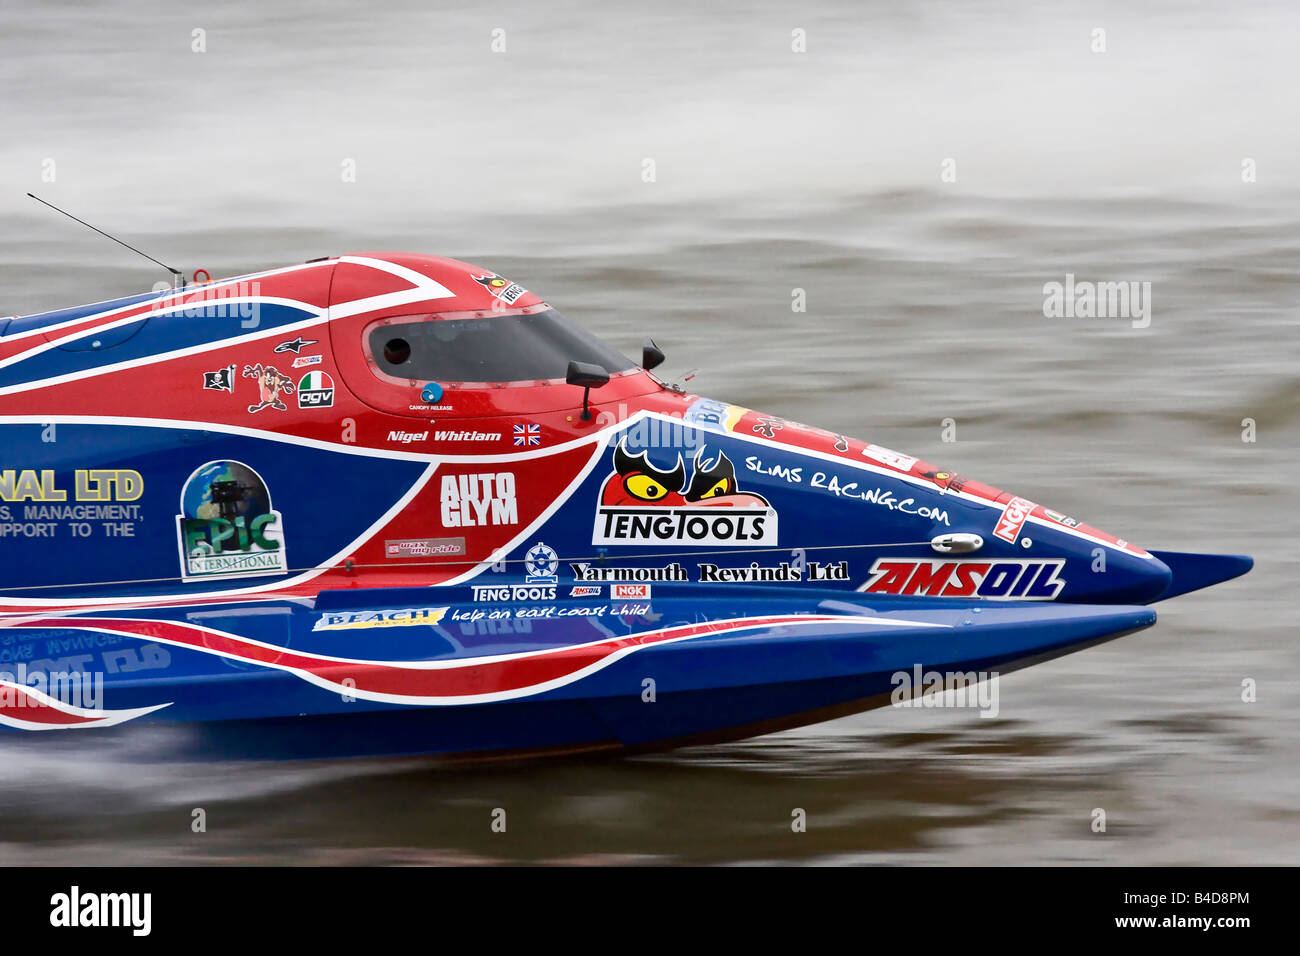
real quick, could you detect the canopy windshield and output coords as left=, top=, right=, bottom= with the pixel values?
left=368, top=308, right=634, bottom=384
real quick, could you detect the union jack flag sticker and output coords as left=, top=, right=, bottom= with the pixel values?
left=513, top=423, right=541, bottom=446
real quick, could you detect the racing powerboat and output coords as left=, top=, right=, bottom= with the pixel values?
left=0, top=253, right=1252, bottom=759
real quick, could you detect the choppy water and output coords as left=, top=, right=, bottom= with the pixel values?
left=0, top=0, right=1296, bottom=865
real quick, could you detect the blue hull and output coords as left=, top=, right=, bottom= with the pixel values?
left=0, top=584, right=1155, bottom=760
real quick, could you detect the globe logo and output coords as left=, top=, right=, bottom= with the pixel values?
left=176, top=460, right=288, bottom=582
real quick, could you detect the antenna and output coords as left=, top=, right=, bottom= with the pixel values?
left=27, top=193, right=186, bottom=288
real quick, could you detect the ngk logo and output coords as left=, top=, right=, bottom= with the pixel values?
left=993, top=496, right=1036, bottom=544
left=440, top=473, right=518, bottom=528
left=612, top=583, right=651, bottom=600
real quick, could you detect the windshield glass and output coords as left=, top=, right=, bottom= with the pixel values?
left=368, top=308, right=635, bottom=384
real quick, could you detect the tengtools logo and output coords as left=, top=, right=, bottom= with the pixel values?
left=592, top=439, right=778, bottom=547
left=176, top=460, right=287, bottom=582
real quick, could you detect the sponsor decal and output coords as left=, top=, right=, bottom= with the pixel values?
left=314, top=606, right=448, bottom=631
left=860, top=558, right=1066, bottom=600
left=292, top=354, right=323, bottom=368
left=440, top=473, right=518, bottom=527
left=455, top=600, right=644, bottom=620
left=682, top=397, right=749, bottom=433
left=242, top=363, right=294, bottom=413
left=834, top=434, right=849, bottom=452
left=0, top=469, right=142, bottom=503
left=993, top=495, right=1036, bottom=544
left=742, top=456, right=951, bottom=525
left=862, top=444, right=918, bottom=471
left=593, top=439, right=778, bottom=547
left=917, top=467, right=965, bottom=494
left=1043, top=508, right=1080, bottom=528
left=570, top=585, right=602, bottom=597
left=471, top=583, right=557, bottom=602
left=752, top=417, right=784, bottom=439
left=203, top=364, right=236, bottom=392
left=513, top=423, right=541, bottom=446
left=389, top=431, right=429, bottom=444
left=594, top=507, right=775, bottom=547
left=435, top=430, right=502, bottom=441
left=698, top=561, right=848, bottom=583
left=612, top=583, right=651, bottom=600
left=385, top=537, right=467, bottom=559
left=273, top=336, right=318, bottom=355
left=571, top=562, right=689, bottom=582
left=471, top=543, right=561, bottom=602
left=297, top=371, right=335, bottom=409
left=471, top=272, right=526, bottom=305
left=524, top=541, right=559, bottom=585
left=176, top=460, right=287, bottom=582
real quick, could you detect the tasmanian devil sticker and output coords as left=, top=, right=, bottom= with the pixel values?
left=175, top=460, right=287, bottom=582
left=860, top=558, right=1066, bottom=600
left=593, top=438, right=778, bottom=547
left=243, top=363, right=295, bottom=413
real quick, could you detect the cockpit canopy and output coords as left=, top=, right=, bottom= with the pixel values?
left=366, top=305, right=634, bottom=386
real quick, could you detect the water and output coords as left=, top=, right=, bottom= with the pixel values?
left=0, top=0, right=1296, bottom=864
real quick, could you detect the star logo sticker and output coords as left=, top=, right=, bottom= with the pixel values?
left=273, top=336, right=319, bottom=355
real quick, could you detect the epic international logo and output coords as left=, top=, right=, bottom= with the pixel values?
left=592, top=439, right=778, bottom=547
left=175, top=460, right=288, bottom=582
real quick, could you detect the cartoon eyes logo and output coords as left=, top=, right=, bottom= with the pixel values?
left=471, top=273, right=509, bottom=291
left=600, top=439, right=768, bottom=508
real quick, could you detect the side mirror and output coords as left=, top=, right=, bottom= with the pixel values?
left=642, top=338, right=665, bottom=371
left=566, top=360, right=610, bottom=421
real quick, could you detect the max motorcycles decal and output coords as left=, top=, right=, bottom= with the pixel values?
left=861, top=558, right=1066, bottom=600
left=297, top=370, right=335, bottom=409
left=993, top=496, right=1036, bottom=544
left=314, top=606, right=448, bottom=631
left=592, top=439, right=778, bottom=547
left=175, top=460, right=288, bottom=582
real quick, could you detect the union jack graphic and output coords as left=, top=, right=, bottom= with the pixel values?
left=513, top=423, right=541, bottom=446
